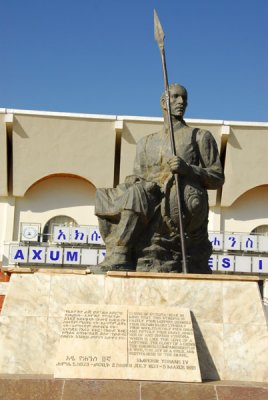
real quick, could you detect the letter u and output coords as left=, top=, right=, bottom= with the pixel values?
left=50, top=250, right=60, bottom=261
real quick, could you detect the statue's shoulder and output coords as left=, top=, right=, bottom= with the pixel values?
left=136, top=129, right=163, bottom=148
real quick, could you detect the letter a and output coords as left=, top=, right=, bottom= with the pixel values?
left=14, top=249, right=25, bottom=260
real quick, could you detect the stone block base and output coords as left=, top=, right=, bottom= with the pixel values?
left=0, top=272, right=267, bottom=382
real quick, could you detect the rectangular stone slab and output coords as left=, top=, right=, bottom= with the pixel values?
left=54, top=304, right=201, bottom=382
left=1, top=273, right=267, bottom=382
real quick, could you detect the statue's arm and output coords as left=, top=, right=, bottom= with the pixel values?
left=168, top=130, right=224, bottom=189
left=190, top=130, right=224, bottom=189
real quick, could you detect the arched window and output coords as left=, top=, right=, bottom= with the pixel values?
left=251, top=225, right=268, bottom=236
left=42, top=215, right=78, bottom=242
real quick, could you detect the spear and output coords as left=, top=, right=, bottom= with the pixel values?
left=154, top=9, right=188, bottom=273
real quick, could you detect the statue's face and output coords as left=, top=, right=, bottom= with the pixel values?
left=169, top=85, right=187, bottom=119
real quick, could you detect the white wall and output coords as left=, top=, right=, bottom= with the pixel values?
left=208, top=207, right=221, bottom=232
left=0, top=197, right=16, bottom=261
left=0, top=199, right=8, bottom=261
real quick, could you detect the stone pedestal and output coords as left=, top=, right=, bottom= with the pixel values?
left=0, top=272, right=267, bottom=383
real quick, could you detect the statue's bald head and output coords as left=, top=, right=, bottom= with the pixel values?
left=160, top=84, right=188, bottom=119
left=170, top=83, right=187, bottom=97
left=160, top=83, right=188, bottom=107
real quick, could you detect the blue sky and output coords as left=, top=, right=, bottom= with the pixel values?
left=1, top=0, right=267, bottom=122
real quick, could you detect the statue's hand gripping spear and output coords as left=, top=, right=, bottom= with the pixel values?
left=154, top=10, right=188, bottom=273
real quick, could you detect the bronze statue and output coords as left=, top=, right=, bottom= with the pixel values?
left=95, top=83, right=224, bottom=274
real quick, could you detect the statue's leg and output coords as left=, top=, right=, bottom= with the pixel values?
left=98, top=210, right=144, bottom=271
left=115, top=210, right=141, bottom=245
left=98, top=216, right=112, bottom=242
left=97, top=215, right=117, bottom=259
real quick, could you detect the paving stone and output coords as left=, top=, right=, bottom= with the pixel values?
left=0, top=378, right=64, bottom=400
left=141, top=382, right=217, bottom=400
left=62, top=379, right=140, bottom=400
left=216, top=385, right=268, bottom=400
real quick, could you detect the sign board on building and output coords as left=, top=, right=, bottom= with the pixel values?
left=52, top=226, right=104, bottom=245
left=209, top=232, right=268, bottom=253
left=9, top=245, right=105, bottom=266
left=20, top=223, right=41, bottom=242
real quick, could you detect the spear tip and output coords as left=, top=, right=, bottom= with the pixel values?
left=154, top=9, right=165, bottom=49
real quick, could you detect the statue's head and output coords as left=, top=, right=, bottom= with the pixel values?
left=160, top=83, right=188, bottom=120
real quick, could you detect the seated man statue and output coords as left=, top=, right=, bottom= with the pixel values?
left=95, top=83, right=224, bottom=273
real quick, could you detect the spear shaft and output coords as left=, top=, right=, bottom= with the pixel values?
left=154, top=10, right=187, bottom=273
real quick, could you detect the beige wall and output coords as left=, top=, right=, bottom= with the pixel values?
left=0, top=116, right=8, bottom=196
left=221, top=186, right=268, bottom=233
left=222, top=126, right=268, bottom=206
left=12, top=114, right=117, bottom=196
left=13, top=176, right=98, bottom=241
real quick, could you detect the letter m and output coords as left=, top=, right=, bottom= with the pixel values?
left=66, top=251, right=78, bottom=262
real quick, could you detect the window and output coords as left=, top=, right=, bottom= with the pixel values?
left=42, top=215, right=78, bottom=242
left=251, top=225, right=268, bottom=236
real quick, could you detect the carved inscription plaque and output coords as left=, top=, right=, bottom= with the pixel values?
left=54, top=304, right=201, bottom=381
